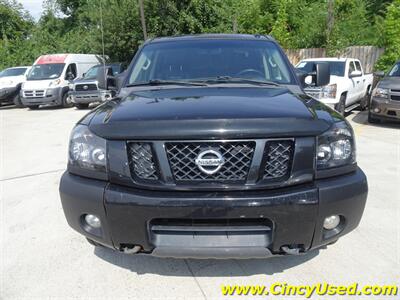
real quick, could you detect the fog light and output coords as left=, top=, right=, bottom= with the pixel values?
left=85, top=214, right=101, bottom=228
left=323, top=215, right=340, bottom=230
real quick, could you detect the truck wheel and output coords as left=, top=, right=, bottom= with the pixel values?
left=27, top=105, right=40, bottom=110
left=86, top=238, right=103, bottom=247
left=335, top=95, right=346, bottom=116
left=62, top=93, right=73, bottom=108
left=368, top=111, right=381, bottom=124
left=76, top=103, right=89, bottom=109
left=13, top=94, right=24, bottom=108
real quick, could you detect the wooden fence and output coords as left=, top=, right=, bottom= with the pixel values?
left=285, top=46, right=385, bottom=73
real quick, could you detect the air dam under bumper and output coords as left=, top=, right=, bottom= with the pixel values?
left=59, top=168, right=368, bottom=259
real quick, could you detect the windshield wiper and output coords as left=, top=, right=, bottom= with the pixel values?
left=201, top=76, right=280, bottom=86
left=126, top=79, right=207, bottom=87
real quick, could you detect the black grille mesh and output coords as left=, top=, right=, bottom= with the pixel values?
left=75, top=84, right=97, bottom=91
left=165, top=142, right=255, bottom=182
left=127, top=143, right=158, bottom=180
left=263, top=141, right=294, bottom=180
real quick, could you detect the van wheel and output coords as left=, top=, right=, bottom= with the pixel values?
left=13, top=94, right=24, bottom=108
left=27, top=105, right=40, bottom=110
left=335, top=95, right=346, bottom=116
left=62, top=93, right=73, bottom=108
left=76, top=103, right=89, bottom=109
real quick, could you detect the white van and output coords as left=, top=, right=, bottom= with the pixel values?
left=21, top=54, right=104, bottom=109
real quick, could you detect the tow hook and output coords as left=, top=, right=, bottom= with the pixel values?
left=120, top=245, right=141, bottom=254
left=281, top=245, right=304, bottom=255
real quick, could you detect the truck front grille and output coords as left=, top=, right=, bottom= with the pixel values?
left=23, top=90, right=45, bottom=98
left=263, top=141, right=294, bottom=180
left=126, top=139, right=296, bottom=188
left=127, top=143, right=159, bottom=180
left=165, top=141, right=255, bottom=183
left=75, top=84, right=98, bottom=91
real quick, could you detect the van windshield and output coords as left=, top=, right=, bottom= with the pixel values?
left=128, top=40, right=295, bottom=85
left=27, top=64, right=65, bottom=80
left=0, top=68, right=27, bottom=77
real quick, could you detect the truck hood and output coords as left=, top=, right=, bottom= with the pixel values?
left=87, top=87, right=338, bottom=139
left=377, top=76, right=400, bottom=89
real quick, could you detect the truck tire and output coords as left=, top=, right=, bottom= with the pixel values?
left=13, top=94, right=24, bottom=108
left=62, top=93, right=73, bottom=108
left=335, top=94, right=346, bottom=116
left=76, top=103, right=89, bottom=109
left=27, top=105, right=40, bottom=110
left=368, top=111, right=381, bottom=124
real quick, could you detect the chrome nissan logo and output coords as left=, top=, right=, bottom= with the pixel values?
left=83, top=85, right=89, bottom=90
left=195, top=150, right=225, bottom=175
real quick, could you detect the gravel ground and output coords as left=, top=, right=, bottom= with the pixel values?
left=1, top=105, right=399, bottom=300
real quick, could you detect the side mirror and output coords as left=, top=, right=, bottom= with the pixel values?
left=374, top=71, right=385, bottom=77
left=349, top=70, right=362, bottom=78
left=314, top=62, right=330, bottom=86
left=97, top=66, right=116, bottom=90
left=82, top=73, right=86, bottom=78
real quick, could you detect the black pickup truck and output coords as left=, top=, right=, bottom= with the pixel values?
left=59, top=34, right=368, bottom=259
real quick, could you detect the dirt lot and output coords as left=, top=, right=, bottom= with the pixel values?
left=1, top=106, right=399, bottom=300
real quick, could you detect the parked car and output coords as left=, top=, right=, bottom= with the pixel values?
left=368, top=61, right=400, bottom=123
left=296, top=58, right=374, bottom=115
left=21, top=54, right=104, bottom=110
left=70, top=63, right=125, bottom=109
left=0, top=66, right=31, bottom=107
left=59, top=34, right=368, bottom=259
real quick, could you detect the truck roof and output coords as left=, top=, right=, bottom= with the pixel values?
left=148, top=34, right=274, bottom=44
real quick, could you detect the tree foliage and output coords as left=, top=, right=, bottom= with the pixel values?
left=0, top=0, right=398, bottom=70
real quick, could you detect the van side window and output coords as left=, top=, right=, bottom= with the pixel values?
left=66, top=64, right=77, bottom=80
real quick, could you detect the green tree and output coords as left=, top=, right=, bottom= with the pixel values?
left=375, top=0, right=400, bottom=71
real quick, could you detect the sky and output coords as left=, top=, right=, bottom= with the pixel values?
left=18, top=0, right=44, bottom=21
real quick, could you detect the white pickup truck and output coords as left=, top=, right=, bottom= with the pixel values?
left=296, top=58, right=373, bottom=115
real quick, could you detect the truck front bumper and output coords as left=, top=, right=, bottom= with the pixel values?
left=0, top=86, right=18, bottom=101
left=370, top=97, right=400, bottom=121
left=59, top=169, right=368, bottom=259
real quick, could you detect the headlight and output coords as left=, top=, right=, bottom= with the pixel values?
left=372, top=87, right=389, bottom=99
left=49, top=79, right=61, bottom=87
left=317, top=121, right=356, bottom=169
left=321, top=84, right=337, bottom=99
left=68, top=83, right=74, bottom=90
left=68, top=125, right=107, bottom=174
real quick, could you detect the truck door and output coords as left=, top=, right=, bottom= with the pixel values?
left=347, top=61, right=360, bottom=105
left=354, top=60, right=365, bottom=100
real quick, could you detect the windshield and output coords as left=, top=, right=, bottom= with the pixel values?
left=388, top=63, right=400, bottom=77
left=27, top=64, right=65, bottom=80
left=296, top=61, right=346, bottom=77
left=84, top=66, right=100, bottom=79
left=128, top=40, right=295, bottom=85
left=0, top=68, right=27, bottom=77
